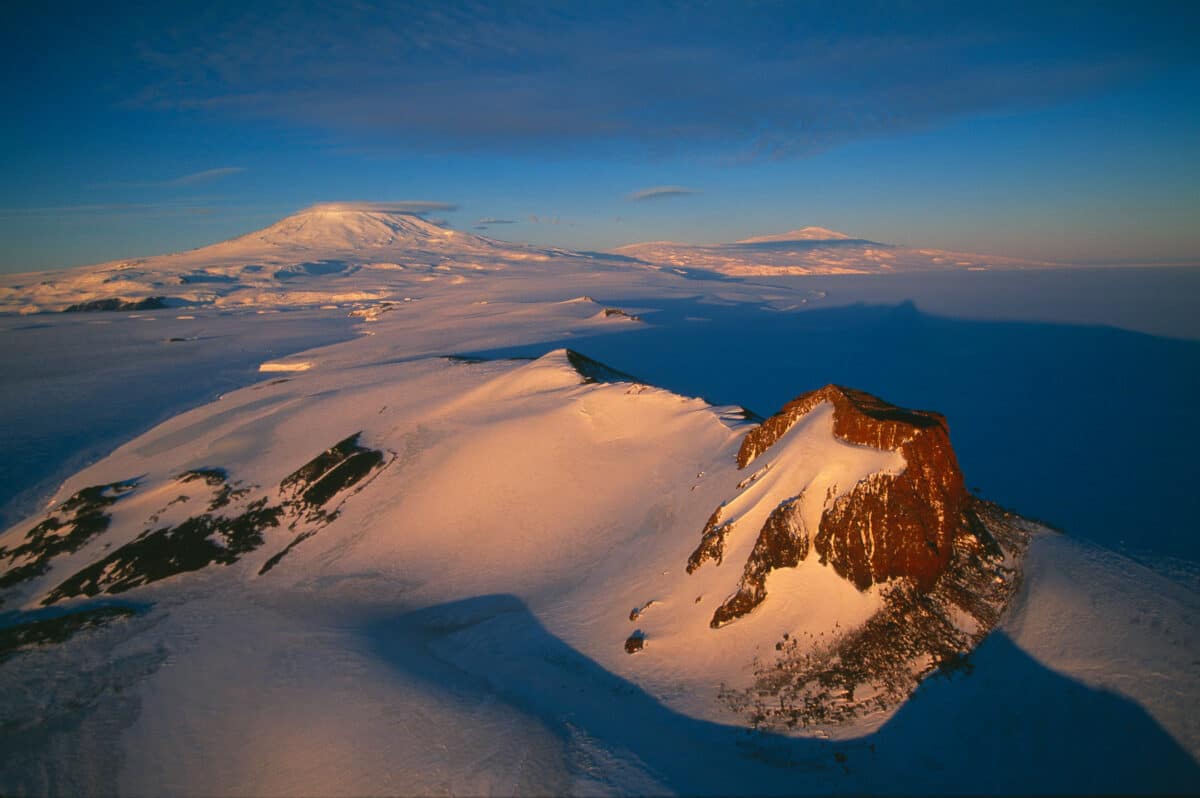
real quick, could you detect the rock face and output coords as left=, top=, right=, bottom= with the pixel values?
left=0, top=434, right=391, bottom=608
left=723, top=501, right=1028, bottom=730
left=694, top=385, right=970, bottom=627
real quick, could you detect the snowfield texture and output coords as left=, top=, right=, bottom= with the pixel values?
left=615, top=226, right=1053, bottom=277
left=0, top=208, right=1051, bottom=315
left=0, top=207, right=1196, bottom=796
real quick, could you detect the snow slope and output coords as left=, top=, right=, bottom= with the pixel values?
left=1, top=330, right=1193, bottom=795
left=0, top=206, right=1195, bottom=796
left=0, top=210, right=1060, bottom=315
left=0, top=204, right=648, bottom=314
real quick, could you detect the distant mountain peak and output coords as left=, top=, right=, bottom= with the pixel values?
left=736, top=226, right=852, bottom=243
left=229, top=202, right=461, bottom=250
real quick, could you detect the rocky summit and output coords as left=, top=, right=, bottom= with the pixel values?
left=694, top=385, right=979, bottom=626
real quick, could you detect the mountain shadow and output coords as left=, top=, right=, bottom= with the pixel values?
left=455, top=298, right=1200, bottom=564
left=363, top=594, right=1198, bottom=795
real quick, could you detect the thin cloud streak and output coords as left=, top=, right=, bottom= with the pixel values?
left=167, top=167, right=245, bottom=186
left=304, top=201, right=458, bottom=215
left=90, top=167, right=246, bottom=190
left=628, top=186, right=700, bottom=202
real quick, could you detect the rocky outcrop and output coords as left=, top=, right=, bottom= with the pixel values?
left=0, top=434, right=391, bottom=606
left=720, top=500, right=1028, bottom=730
left=692, top=385, right=970, bottom=627
left=0, top=480, right=139, bottom=598
left=710, top=493, right=811, bottom=628
left=62, top=297, right=169, bottom=312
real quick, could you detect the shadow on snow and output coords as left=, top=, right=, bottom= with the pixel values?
left=364, top=593, right=1198, bottom=795
left=457, top=297, right=1200, bottom=565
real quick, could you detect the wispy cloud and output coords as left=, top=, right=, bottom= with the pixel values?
left=114, top=3, right=1193, bottom=160
left=477, top=217, right=516, bottom=224
left=166, top=167, right=245, bottom=186
left=91, top=167, right=246, bottom=190
left=628, top=186, right=700, bottom=202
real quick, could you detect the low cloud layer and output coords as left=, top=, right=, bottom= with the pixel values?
left=305, top=201, right=458, bottom=215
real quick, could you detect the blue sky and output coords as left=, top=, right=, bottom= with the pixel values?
left=2, top=1, right=1197, bottom=272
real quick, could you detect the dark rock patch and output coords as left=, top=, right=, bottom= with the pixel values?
left=720, top=500, right=1027, bottom=729
left=43, top=498, right=281, bottom=603
left=261, top=432, right=390, bottom=573
left=0, top=480, right=139, bottom=596
left=693, top=384, right=972, bottom=629
left=628, top=600, right=657, bottom=622
left=602, top=308, right=642, bottom=322
left=686, top=508, right=730, bottom=574
left=0, top=605, right=140, bottom=663
left=62, top=297, right=168, bottom=313
left=178, top=272, right=236, bottom=284
left=565, top=350, right=642, bottom=385
left=711, top=494, right=810, bottom=628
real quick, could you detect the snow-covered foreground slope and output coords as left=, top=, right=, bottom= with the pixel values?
left=1, top=334, right=1195, bottom=794
left=0, top=207, right=1196, bottom=795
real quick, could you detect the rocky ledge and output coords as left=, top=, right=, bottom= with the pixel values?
left=694, top=385, right=975, bottom=626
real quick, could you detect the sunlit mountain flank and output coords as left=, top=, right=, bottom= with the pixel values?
left=2, top=2, right=1197, bottom=796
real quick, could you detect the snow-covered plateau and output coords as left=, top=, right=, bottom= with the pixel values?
left=1, top=206, right=1197, bottom=795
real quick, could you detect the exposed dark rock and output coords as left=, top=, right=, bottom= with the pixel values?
left=300, top=450, right=384, bottom=508
left=0, top=480, right=139, bottom=596
left=564, top=349, right=642, bottom=385
left=35, top=434, right=391, bottom=601
left=261, top=432, right=390, bottom=574
left=686, top=508, right=730, bottom=574
left=62, top=297, right=168, bottom=312
left=178, top=272, right=236, bottom=284
left=624, top=631, right=646, bottom=654
left=178, top=468, right=250, bottom=511
left=711, top=494, right=810, bottom=628
left=720, top=499, right=1028, bottom=729
left=43, top=498, right=282, bottom=603
left=0, top=605, right=140, bottom=663
left=628, top=600, right=657, bottom=622
left=602, top=307, right=642, bottom=321
left=693, top=384, right=972, bottom=628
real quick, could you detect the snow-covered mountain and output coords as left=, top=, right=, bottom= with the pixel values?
left=736, top=226, right=853, bottom=243
left=220, top=202, right=462, bottom=250
left=0, top=209, right=1059, bottom=315
left=616, top=227, right=1053, bottom=276
left=0, top=205, right=1195, bottom=795
left=0, top=203, right=639, bottom=314
left=0, top=348, right=1026, bottom=731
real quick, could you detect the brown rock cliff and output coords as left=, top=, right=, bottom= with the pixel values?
left=693, top=385, right=969, bottom=627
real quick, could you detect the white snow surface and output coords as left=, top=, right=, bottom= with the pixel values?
left=0, top=205, right=635, bottom=314
left=616, top=231, right=1054, bottom=276
left=0, top=207, right=1059, bottom=314
left=0, top=206, right=1195, bottom=796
